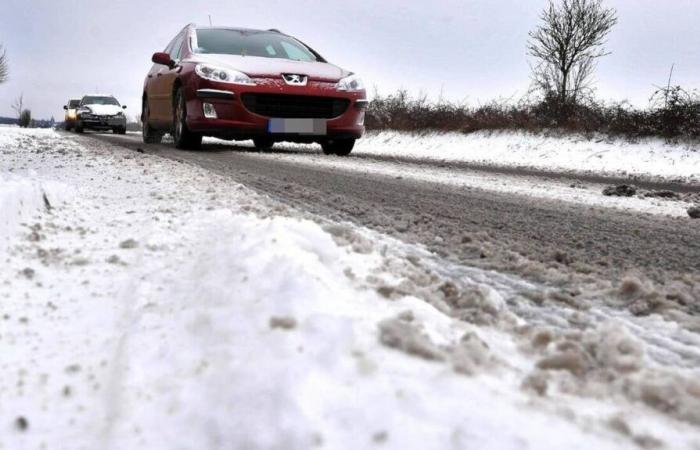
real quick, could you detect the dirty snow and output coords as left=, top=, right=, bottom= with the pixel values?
left=1, top=127, right=700, bottom=449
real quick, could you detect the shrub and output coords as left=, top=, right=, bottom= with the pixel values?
left=365, top=89, right=700, bottom=141
left=19, top=109, right=31, bottom=128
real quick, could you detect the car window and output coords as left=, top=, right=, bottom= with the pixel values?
left=69, top=100, right=80, bottom=108
left=194, top=29, right=319, bottom=62
left=280, top=41, right=312, bottom=61
left=82, top=96, right=120, bottom=106
left=169, top=34, right=185, bottom=61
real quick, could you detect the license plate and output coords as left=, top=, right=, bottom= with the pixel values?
left=268, top=118, right=327, bottom=135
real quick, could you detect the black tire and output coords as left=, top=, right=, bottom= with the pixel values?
left=113, top=127, right=126, bottom=135
left=253, top=137, right=275, bottom=151
left=75, top=121, right=84, bottom=133
left=142, top=99, right=163, bottom=144
left=64, top=122, right=73, bottom=131
left=173, top=88, right=202, bottom=150
left=321, top=139, right=355, bottom=156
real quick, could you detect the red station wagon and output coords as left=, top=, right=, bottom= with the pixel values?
left=142, top=24, right=368, bottom=155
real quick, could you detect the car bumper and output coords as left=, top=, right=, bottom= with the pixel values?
left=183, top=78, right=367, bottom=141
left=79, top=116, right=127, bottom=129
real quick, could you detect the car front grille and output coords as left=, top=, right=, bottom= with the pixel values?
left=240, top=94, right=350, bottom=119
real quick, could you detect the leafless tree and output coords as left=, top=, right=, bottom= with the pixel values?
left=0, top=45, right=8, bottom=84
left=12, top=94, right=24, bottom=119
left=528, top=0, right=617, bottom=113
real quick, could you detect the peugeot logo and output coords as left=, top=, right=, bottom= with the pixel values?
left=282, top=74, right=308, bottom=86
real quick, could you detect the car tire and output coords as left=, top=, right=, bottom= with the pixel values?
left=253, top=137, right=275, bottom=151
left=64, top=122, right=72, bottom=131
left=173, top=88, right=202, bottom=150
left=113, top=127, right=126, bottom=135
left=142, top=99, right=163, bottom=144
left=321, top=139, right=355, bottom=156
left=75, top=122, right=84, bottom=133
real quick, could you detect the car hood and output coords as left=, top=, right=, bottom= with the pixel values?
left=192, top=54, right=350, bottom=82
left=83, top=104, right=122, bottom=115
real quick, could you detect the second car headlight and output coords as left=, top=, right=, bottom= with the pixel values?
left=195, top=64, right=255, bottom=85
left=337, top=74, right=365, bottom=92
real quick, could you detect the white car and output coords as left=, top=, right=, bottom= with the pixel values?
left=75, top=95, right=128, bottom=134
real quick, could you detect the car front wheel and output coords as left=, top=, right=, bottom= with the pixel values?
left=142, top=99, right=163, bottom=144
left=173, top=88, right=202, bottom=150
left=75, top=121, right=84, bottom=133
left=322, top=139, right=355, bottom=156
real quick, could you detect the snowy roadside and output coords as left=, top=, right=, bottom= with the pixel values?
left=353, top=130, right=700, bottom=185
left=2, top=127, right=700, bottom=449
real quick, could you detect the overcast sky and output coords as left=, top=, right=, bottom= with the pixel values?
left=0, top=0, right=699, bottom=119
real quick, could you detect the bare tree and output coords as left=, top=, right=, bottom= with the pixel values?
left=0, top=44, right=8, bottom=84
left=11, top=94, right=24, bottom=119
left=528, top=0, right=617, bottom=113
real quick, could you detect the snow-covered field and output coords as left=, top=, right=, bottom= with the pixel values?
left=354, top=130, right=700, bottom=184
left=2, top=127, right=700, bottom=449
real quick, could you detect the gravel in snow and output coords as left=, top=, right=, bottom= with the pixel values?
left=1, top=126, right=700, bottom=449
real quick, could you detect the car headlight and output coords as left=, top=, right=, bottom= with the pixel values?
left=195, top=64, right=255, bottom=85
left=116, top=112, right=124, bottom=117
left=337, top=74, right=365, bottom=92
left=78, top=107, right=92, bottom=115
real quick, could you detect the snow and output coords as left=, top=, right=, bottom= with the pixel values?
left=354, top=130, right=700, bottom=184
left=2, top=127, right=700, bottom=449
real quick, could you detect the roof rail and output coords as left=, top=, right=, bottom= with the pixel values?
left=267, top=28, right=283, bottom=33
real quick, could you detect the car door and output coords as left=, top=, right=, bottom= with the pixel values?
left=148, top=33, right=185, bottom=124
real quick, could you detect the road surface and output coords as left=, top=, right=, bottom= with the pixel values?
left=74, top=131, right=700, bottom=310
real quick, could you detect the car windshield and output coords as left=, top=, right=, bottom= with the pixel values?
left=69, top=100, right=81, bottom=108
left=82, top=96, right=120, bottom=106
left=194, top=29, right=319, bottom=62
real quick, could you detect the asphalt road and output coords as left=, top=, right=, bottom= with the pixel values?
left=76, top=131, right=700, bottom=299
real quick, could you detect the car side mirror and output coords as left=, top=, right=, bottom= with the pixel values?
left=63, top=105, right=68, bottom=110
left=122, top=105, right=127, bottom=109
left=152, top=52, right=174, bottom=68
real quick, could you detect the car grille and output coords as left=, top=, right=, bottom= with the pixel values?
left=240, top=94, right=350, bottom=119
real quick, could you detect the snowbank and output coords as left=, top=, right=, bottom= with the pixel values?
left=0, top=174, right=47, bottom=245
left=2, top=127, right=700, bottom=449
left=355, top=130, right=700, bottom=183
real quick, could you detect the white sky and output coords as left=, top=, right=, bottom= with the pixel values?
left=0, top=0, right=699, bottom=119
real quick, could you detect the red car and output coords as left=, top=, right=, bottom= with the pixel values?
left=142, top=25, right=368, bottom=155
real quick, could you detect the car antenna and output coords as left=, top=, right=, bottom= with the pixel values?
left=208, top=15, right=213, bottom=26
